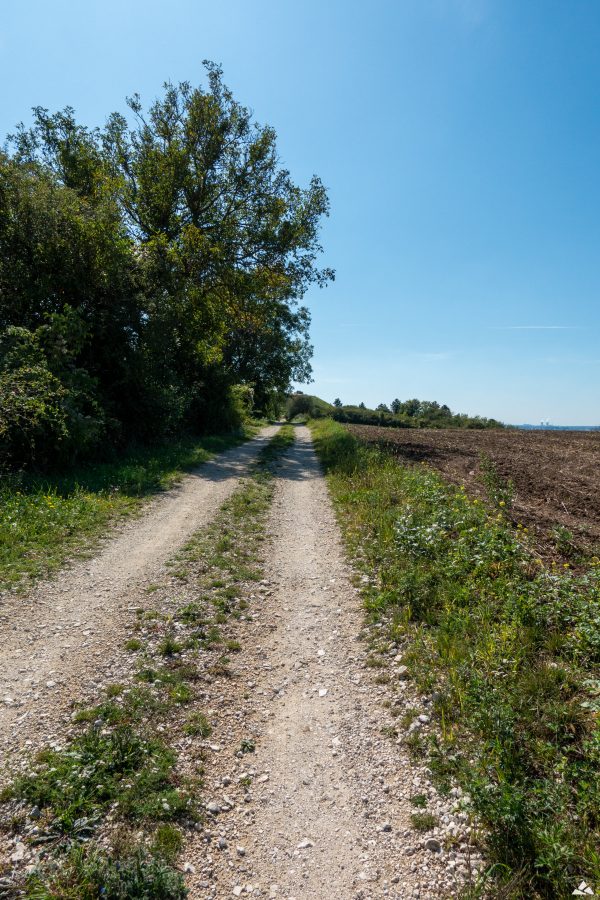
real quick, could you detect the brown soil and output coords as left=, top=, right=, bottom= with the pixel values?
left=346, top=425, right=600, bottom=561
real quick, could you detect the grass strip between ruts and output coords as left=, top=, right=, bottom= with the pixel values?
left=0, top=425, right=295, bottom=899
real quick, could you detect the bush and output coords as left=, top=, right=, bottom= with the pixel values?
left=286, top=393, right=332, bottom=420
left=0, top=324, right=105, bottom=470
left=0, top=361, right=68, bottom=470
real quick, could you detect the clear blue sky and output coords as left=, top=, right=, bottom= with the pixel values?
left=2, top=0, right=599, bottom=424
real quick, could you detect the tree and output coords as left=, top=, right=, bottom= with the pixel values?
left=333, top=398, right=343, bottom=408
left=403, top=399, right=421, bottom=418
left=391, top=398, right=402, bottom=414
left=3, top=64, right=333, bottom=459
left=100, top=65, right=332, bottom=425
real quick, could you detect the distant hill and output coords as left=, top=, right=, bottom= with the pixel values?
left=285, top=394, right=334, bottom=418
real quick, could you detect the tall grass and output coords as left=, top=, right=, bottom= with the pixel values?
left=0, top=431, right=253, bottom=590
left=312, top=418, right=600, bottom=899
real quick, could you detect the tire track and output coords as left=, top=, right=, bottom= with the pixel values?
left=0, top=425, right=279, bottom=751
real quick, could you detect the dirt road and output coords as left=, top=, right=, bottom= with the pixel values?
left=185, top=427, right=473, bottom=898
left=0, top=426, right=279, bottom=751
left=1, top=425, right=479, bottom=897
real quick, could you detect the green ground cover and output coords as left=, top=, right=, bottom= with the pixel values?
left=0, top=425, right=295, bottom=898
left=311, top=418, right=600, bottom=899
left=0, top=429, right=256, bottom=591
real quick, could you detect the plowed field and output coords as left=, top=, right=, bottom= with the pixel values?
left=346, top=425, right=600, bottom=560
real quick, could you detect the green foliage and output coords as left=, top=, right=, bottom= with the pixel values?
left=151, top=824, right=184, bottom=864
left=183, top=712, right=212, bottom=738
left=26, top=846, right=187, bottom=899
left=312, top=418, right=600, bottom=897
left=285, top=392, right=333, bottom=420
left=479, top=451, right=514, bottom=509
left=1, top=63, right=332, bottom=472
left=8, top=726, right=193, bottom=832
left=0, top=430, right=248, bottom=590
left=410, top=812, right=438, bottom=832
left=329, top=398, right=504, bottom=430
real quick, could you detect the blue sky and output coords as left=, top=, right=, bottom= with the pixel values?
left=2, top=0, right=599, bottom=424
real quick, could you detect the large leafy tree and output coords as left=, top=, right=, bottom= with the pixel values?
left=101, top=63, right=332, bottom=410
left=2, top=64, right=332, bottom=466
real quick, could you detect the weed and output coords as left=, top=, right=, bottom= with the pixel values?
left=365, top=655, right=385, bottom=669
left=124, top=638, right=142, bottom=652
left=105, top=683, right=125, bottom=698
left=239, top=738, right=255, bottom=754
left=151, top=823, right=183, bottom=863
left=380, top=724, right=398, bottom=738
left=7, top=726, right=193, bottom=833
left=410, top=793, right=428, bottom=808
left=25, top=845, right=187, bottom=899
left=479, top=452, right=514, bottom=510
left=169, top=683, right=193, bottom=704
left=410, top=812, right=438, bottom=832
left=158, top=635, right=183, bottom=657
left=183, top=712, right=212, bottom=738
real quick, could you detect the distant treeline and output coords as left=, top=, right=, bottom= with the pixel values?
left=287, top=394, right=504, bottom=429
left=0, top=64, right=332, bottom=471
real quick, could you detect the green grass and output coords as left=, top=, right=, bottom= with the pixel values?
left=183, top=712, right=212, bottom=738
left=311, top=418, right=600, bottom=899
left=24, top=845, right=188, bottom=900
left=0, top=424, right=296, bottom=896
left=0, top=428, right=255, bottom=590
left=410, top=812, right=438, bottom=832
left=5, top=725, right=195, bottom=833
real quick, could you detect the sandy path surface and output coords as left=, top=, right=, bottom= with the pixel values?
left=0, top=425, right=279, bottom=751
left=187, top=427, right=472, bottom=899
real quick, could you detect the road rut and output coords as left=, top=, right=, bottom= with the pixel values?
left=187, top=426, right=473, bottom=898
left=0, top=426, right=279, bottom=751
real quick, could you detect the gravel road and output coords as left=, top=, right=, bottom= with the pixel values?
left=1, top=424, right=481, bottom=897
left=185, top=426, right=478, bottom=898
left=0, top=425, right=279, bottom=751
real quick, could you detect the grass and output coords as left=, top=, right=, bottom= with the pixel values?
left=4, top=725, right=195, bottom=833
left=183, top=712, right=212, bottom=738
left=410, top=812, right=438, bottom=832
left=311, top=418, right=600, bottom=899
left=0, top=424, right=295, bottom=895
left=24, top=846, right=188, bottom=899
left=0, top=428, right=256, bottom=591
